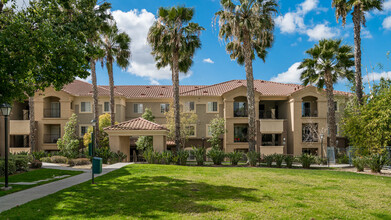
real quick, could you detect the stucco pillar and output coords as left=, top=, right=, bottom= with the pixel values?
left=109, top=135, right=121, bottom=153
left=119, top=136, right=130, bottom=161
left=153, top=135, right=166, bottom=152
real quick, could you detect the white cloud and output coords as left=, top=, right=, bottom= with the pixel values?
left=383, top=16, right=391, bottom=30
left=76, top=75, right=92, bottom=83
left=306, top=24, right=339, bottom=41
left=300, top=0, right=319, bottom=14
left=384, top=0, right=391, bottom=11
left=361, top=28, right=373, bottom=39
left=270, top=62, right=303, bottom=84
left=363, top=71, right=391, bottom=82
left=113, top=9, right=191, bottom=85
left=203, top=58, right=214, bottom=64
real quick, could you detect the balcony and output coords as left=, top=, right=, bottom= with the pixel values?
left=44, top=134, right=61, bottom=144
left=44, top=108, right=61, bottom=118
left=259, top=119, right=285, bottom=133
left=260, top=146, right=284, bottom=156
left=10, top=120, right=30, bottom=135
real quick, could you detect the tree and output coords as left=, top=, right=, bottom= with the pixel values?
left=332, top=0, right=384, bottom=104
left=208, top=116, right=226, bottom=149
left=136, top=108, right=155, bottom=151
left=101, top=21, right=131, bottom=126
left=57, top=114, right=80, bottom=158
left=215, top=0, right=278, bottom=152
left=298, top=39, right=354, bottom=150
left=83, top=113, right=113, bottom=148
left=148, top=6, right=204, bottom=150
left=165, top=104, right=198, bottom=149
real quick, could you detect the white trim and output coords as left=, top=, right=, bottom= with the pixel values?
left=206, top=101, right=219, bottom=113
left=187, top=124, right=196, bottom=137
left=79, top=101, right=92, bottom=113
left=133, top=103, right=144, bottom=114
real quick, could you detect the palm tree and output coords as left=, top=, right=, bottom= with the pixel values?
left=101, top=21, right=131, bottom=126
left=332, top=0, right=383, bottom=104
left=215, top=0, right=277, bottom=152
left=298, top=39, right=354, bottom=150
left=147, top=6, right=204, bottom=150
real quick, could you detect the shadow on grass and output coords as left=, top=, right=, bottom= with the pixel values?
left=1, top=166, right=260, bottom=219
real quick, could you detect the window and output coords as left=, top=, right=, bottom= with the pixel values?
left=302, top=148, right=318, bottom=155
left=186, top=125, right=196, bottom=137
left=261, top=134, right=281, bottom=146
left=302, top=102, right=311, bottom=117
left=234, top=124, right=248, bottom=142
left=81, top=102, right=91, bottom=113
left=234, top=102, right=247, bottom=117
left=104, top=102, right=110, bottom=112
left=134, top=104, right=143, bottom=113
left=302, top=123, right=318, bottom=142
left=206, top=125, right=212, bottom=137
left=207, top=102, right=218, bottom=112
left=259, top=104, right=265, bottom=119
left=160, top=104, right=170, bottom=113
left=80, top=126, right=89, bottom=137
left=334, top=101, right=338, bottom=112
left=50, top=102, right=60, bottom=117
left=184, top=102, right=195, bottom=112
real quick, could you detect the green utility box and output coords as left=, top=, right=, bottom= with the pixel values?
left=92, top=157, right=102, bottom=174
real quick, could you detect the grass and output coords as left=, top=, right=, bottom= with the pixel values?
left=1, top=164, right=391, bottom=219
left=0, top=168, right=83, bottom=197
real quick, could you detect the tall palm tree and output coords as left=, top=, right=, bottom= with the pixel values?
left=101, top=21, right=131, bottom=126
left=215, top=0, right=277, bottom=152
left=332, top=0, right=383, bottom=104
left=298, top=39, right=354, bottom=150
left=147, top=6, right=204, bottom=150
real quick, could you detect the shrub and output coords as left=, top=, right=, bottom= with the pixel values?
left=40, top=157, right=52, bottom=163
left=227, top=151, right=243, bottom=166
left=366, top=154, right=389, bottom=173
left=273, top=154, right=285, bottom=168
left=32, top=150, right=48, bottom=161
left=192, top=146, right=206, bottom=166
left=207, top=148, right=225, bottom=165
left=0, top=159, right=17, bottom=176
left=50, top=156, right=68, bottom=164
left=315, top=157, right=328, bottom=165
left=12, top=156, right=29, bottom=171
left=161, top=151, right=173, bottom=165
left=247, top=151, right=260, bottom=167
left=263, top=154, right=274, bottom=167
left=336, top=153, right=349, bottom=164
left=143, top=149, right=155, bottom=164
left=285, top=155, right=294, bottom=168
left=29, top=160, right=42, bottom=169
left=57, top=113, right=80, bottom=159
left=297, top=154, right=316, bottom=169
left=153, top=152, right=163, bottom=164
left=68, top=158, right=91, bottom=166
left=352, top=157, right=366, bottom=172
left=95, top=147, right=113, bottom=164
left=176, top=150, right=189, bottom=165
left=110, top=151, right=127, bottom=164
left=172, top=155, right=179, bottom=165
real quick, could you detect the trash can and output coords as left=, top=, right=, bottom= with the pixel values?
left=92, top=157, right=102, bottom=174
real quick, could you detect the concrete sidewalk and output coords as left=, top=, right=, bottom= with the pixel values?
left=0, top=162, right=132, bottom=213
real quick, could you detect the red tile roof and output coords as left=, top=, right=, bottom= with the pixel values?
left=62, top=80, right=123, bottom=97
left=104, top=117, right=168, bottom=131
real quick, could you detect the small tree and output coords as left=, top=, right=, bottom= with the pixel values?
left=136, top=108, right=155, bottom=151
left=208, top=116, right=226, bottom=149
left=83, top=113, right=112, bottom=149
left=165, top=104, right=197, bottom=148
left=57, top=114, right=80, bottom=158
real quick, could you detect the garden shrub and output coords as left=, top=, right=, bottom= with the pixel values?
left=263, top=154, right=274, bottom=167
left=40, top=157, right=52, bottom=163
left=29, top=160, right=42, bottom=169
left=32, top=150, right=48, bottom=160
left=50, top=156, right=68, bottom=164
left=110, top=151, right=127, bottom=164
left=57, top=113, right=80, bottom=159
left=68, top=158, right=91, bottom=166
left=95, top=147, right=113, bottom=164
left=274, top=154, right=285, bottom=168
left=285, top=155, right=294, bottom=168
left=153, top=152, right=163, bottom=164
left=352, top=157, right=366, bottom=172
left=227, top=151, right=243, bottom=166
left=192, top=146, right=206, bottom=166
left=336, top=152, right=349, bottom=164
left=143, top=149, right=155, bottom=164
left=366, top=154, right=389, bottom=173
left=315, top=157, right=328, bottom=165
left=161, top=151, right=173, bottom=165
left=207, top=148, right=225, bottom=165
left=176, top=150, right=189, bottom=165
left=247, top=151, right=259, bottom=167
left=0, top=159, right=16, bottom=176
left=297, top=154, right=316, bottom=169
left=12, top=156, right=29, bottom=171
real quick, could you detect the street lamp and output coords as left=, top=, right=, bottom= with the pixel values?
left=91, top=119, right=96, bottom=184
left=1, top=103, right=12, bottom=191
left=320, top=133, right=324, bottom=160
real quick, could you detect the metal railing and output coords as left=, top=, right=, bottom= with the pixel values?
left=44, top=134, right=61, bottom=143
left=44, top=109, right=61, bottom=118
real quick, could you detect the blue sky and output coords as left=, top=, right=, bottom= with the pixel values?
left=12, top=0, right=391, bottom=92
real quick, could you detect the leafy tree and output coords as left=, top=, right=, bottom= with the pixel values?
left=101, top=21, right=131, bottom=126
left=148, top=6, right=204, bottom=150
left=57, top=114, right=80, bottom=159
left=136, top=108, right=155, bottom=151
left=332, top=0, right=384, bottom=104
left=208, top=117, right=226, bottom=149
left=83, top=113, right=113, bottom=148
left=298, top=39, right=354, bottom=149
left=215, top=0, right=278, bottom=152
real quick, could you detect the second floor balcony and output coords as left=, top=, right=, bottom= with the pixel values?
left=43, top=96, right=61, bottom=118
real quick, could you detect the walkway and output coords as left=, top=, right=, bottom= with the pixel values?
left=0, top=162, right=132, bottom=213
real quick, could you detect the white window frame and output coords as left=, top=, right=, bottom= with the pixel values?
left=80, top=102, right=92, bottom=113
left=133, top=103, right=143, bottom=114
left=160, top=103, right=170, bottom=114
left=79, top=125, right=90, bottom=137
left=206, top=124, right=212, bottom=137
left=184, top=101, right=195, bottom=112
left=103, top=101, right=110, bottom=113
left=207, top=101, right=218, bottom=113
left=334, top=101, right=339, bottom=112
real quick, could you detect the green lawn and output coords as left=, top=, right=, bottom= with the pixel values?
left=1, top=164, right=391, bottom=219
left=0, top=168, right=83, bottom=197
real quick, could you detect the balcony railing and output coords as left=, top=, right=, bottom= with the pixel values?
left=44, top=109, right=61, bottom=118
left=44, top=134, right=61, bottom=144
left=302, top=110, right=318, bottom=117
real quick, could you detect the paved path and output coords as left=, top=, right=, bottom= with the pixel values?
left=0, top=162, right=132, bottom=213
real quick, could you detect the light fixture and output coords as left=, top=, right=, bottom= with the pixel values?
left=0, top=103, right=12, bottom=116
left=91, top=119, right=97, bottom=127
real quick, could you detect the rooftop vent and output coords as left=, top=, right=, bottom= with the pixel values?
left=203, top=91, right=208, bottom=93
left=140, top=93, right=146, bottom=96
left=161, top=86, right=166, bottom=89
left=159, top=93, right=164, bottom=96
left=146, top=86, right=150, bottom=88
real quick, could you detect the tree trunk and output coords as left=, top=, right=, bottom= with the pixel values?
left=325, top=70, right=337, bottom=149
left=29, top=96, right=36, bottom=152
left=352, top=5, right=363, bottom=105
left=172, top=50, right=181, bottom=151
left=91, top=59, right=100, bottom=148
left=243, top=33, right=256, bottom=152
left=107, top=59, right=115, bottom=126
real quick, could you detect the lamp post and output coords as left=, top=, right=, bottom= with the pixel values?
left=91, top=119, right=96, bottom=184
left=320, top=133, right=324, bottom=160
left=1, top=103, right=12, bottom=191
left=201, top=137, right=205, bottom=149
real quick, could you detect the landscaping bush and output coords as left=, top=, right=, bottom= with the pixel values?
left=0, top=159, right=16, bottom=176
left=352, top=157, right=366, bottom=172
left=153, top=152, right=163, bottom=164
left=192, top=146, right=206, bottom=166
left=50, top=156, right=68, bottom=164
left=12, top=156, right=29, bottom=171
left=247, top=151, right=259, bottom=167
left=366, top=154, right=389, bottom=173
left=315, top=157, right=328, bottom=165
left=68, top=158, right=91, bottom=166
left=297, top=154, right=316, bottom=169
left=32, top=150, right=48, bottom=161
left=263, top=154, right=274, bottom=167
left=29, top=160, right=42, bottom=169
left=227, top=151, right=243, bottom=166
left=95, top=147, right=113, bottom=164
left=176, top=150, right=189, bottom=165
left=274, top=154, right=285, bottom=168
left=336, top=152, right=349, bottom=164
left=40, top=157, right=52, bottom=163
left=110, top=151, right=127, bottom=164
left=285, top=155, right=294, bottom=168
left=207, top=148, right=225, bottom=165
left=161, top=151, right=173, bottom=165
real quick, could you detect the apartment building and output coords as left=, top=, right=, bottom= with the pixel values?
left=0, top=79, right=350, bottom=160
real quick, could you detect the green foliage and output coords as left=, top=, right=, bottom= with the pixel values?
left=136, top=108, right=155, bottom=151
left=285, top=155, right=294, bottom=168
left=29, top=160, right=42, bottom=169
left=247, top=151, right=260, bottom=167
left=165, top=105, right=198, bottom=147
left=40, top=157, right=52, bottom=163
left=143, top=149, right=155, bottom=164
left=207, top=117, right=226, bottom=148
left=84, top=113, right=112, bottom=149
left=110, top=152, right=127, bottom=164
left=57, top=114, right=80, bottom=159
left=226, top=151, right=243, bottom=166
left=0, top=159, right=16, bottom=176
left=68, top=158, right=91, bottom=167
left=161, top=151, right=173, bottom=165
left=273, top=154, right=285, bottom=168
left=264, top=154, right=274, bottom=167
left=192, top=146, right=206, bottom=166
left=207, top=148, right=225, bottom=165
left=32, top=150, right=49, bottom=161
left=336, top=153, right=349, bottom=164
left=176, top=150, right=190, bottom=165
left=352, top=157, right=366, bottom=172
left=95, top=147, right=112, bottom=164
left=297, top=154, right=316, bottom=169
left=50, top=156, right=68, bottom=164
left=315, top=157, right=328, bottom=165
left=12, top=156, right=29, bottom=172
left=366, top=154, right=389, bottom=173
left=153, top=152, right=163, bottom=164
